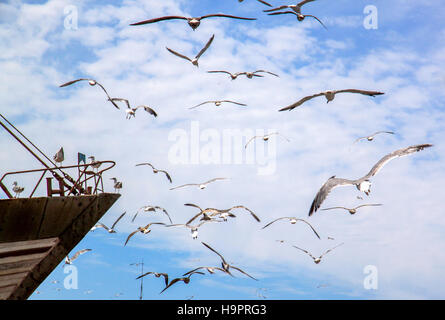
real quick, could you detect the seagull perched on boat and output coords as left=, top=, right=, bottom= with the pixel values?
left=130, top=14, right=257, bottom=30
left=110, top=177, right=122, bottom=193
left=166, top=219, right=222, bottom=240
left=124, top=222, right=166, bottom=246
left=91, top=211, right=126, bottom=233
left=136, top=272, right=169, bottom=287
left=64, top=249, right=92, bottom=265
left=170, top=177, right=229, bottom=190
left=135, top=162, right=172, bottom=183
left=353, top=131, right=395, bottom=144
left=132, top=206, right=172, bottom=224
left=87, top=156, right=101, bottom=172
left=189, top=100, right=247, bottom=110
left=261, top=217, right=320, bottom=239
left=53, top=147, right=64, bottom=166
left=207, top=70, right=279, bottom=80
left=321, top=204, right=383, bottom=215
left=239, top=0, right=272, bottom=7
left=245, top=132, right=290, bottom=149
left=59, top=78, right=120, bottom=109
left=159, top=271, right=205, bottom=294
left=292, top=243, right=344, bottom=264
left=109, top=98, right=157, bottom=119
left=12, top=181, right=25, bottom=198
left=202, top=242, right=258, bottom=280
left=308, top=144, right=433, bottom=216
left=166, top=34, right=214, bottom=67
left=279, top=89, right=385, bottom=111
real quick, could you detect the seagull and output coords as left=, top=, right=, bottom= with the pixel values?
left=109, top=98, right=157, bottom=119
left=189, top=100, right=247, bottom=110
left=263, top=0, right=316, bottom=14
left=207, top=70, right=279, bottom=80
left=183, top=266, right=227, bottom=276
left=88, top=156, right=102, bottom=172
left=202, top=242, right=258, bottom=280
left=239, top=0, right=272, bottom=7
left=170, top=177, right=229, bottom=190
left=308, top=144, right=433, bottom=216
left=166, top=34, right=214, bottom=67
left=110, top=178, right=122, bottom=193
left=245, top=132, right=290, bottom=149
left=130, top=14, right=257, bottom=31
left=321, top=204, right=383, bottom=215
left=353, top=131, right=395, bottom=144
left=160, top=271, right=205, bottom=294
left=261, top=217, right=320, bottom=239
left=166, top=220, right=221, bottom=239
left=135, top=163, right=172, bottom=183
left=59, top=78, right=120, bottom=109
left=124, top=222, right=166, bottom=246
left=292, top=243, right=344, bottom=264
left=64, top=249, right=92, bottom=265
left=53, top=147, right=64, bottom=166
left=279, top=89, right=385, bottom=111
left=184, top=203, right=236, bottom=224
left=91, top=211, right=126, bottom=233
left=267, top=9, right=327, bottom=29
left=12, top=181, right=25, bottom=198
left=136, top=272, right=169, bottom=287
left=132, top=206, right=172, bottom=224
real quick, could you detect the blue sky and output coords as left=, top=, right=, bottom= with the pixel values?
left=1, top=0, right=444, bottom=300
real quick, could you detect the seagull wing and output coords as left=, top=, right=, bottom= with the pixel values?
left=304, top=15, right=327, bottom=30
left=263, top=5, right=289, bottom=12
left=184, top=203, right=204, bottom=211
left=109, top=97, right=131, bottom=109
left=257, top=0, right=273, bottom=6
left=220, top=100, right=247, bottom=106
left=186, top=211, right=205, bottom=225
left=157, top=207, right=173, bottom=224
left=166, top=47, right=192, bottom=62
left=136, top=271, right=154, bottom=280
left=124, top=229, right=140, bottom=246
left=189, top=101, right=214, bottom=109
left=254, top=70, right=279, bottom=77
left=278, top=92, right=325, bottom=111
left=59, top=78, right=90, bottom=87
left=372, top=130, right=395, bottom=137
left=170, top=183, right=198, bottom=190
left=135, top=162, right=155, bottom=170
left=230, top=265, right=258, bottom=281
left=207, top=70, right=233, bottom=76
left=201, top=242, right=227, bottom=265
left=334, top=89, right=385, bottom=97
left=199, top=14, right=257, bottom=21
left=111, top=211, right=126, bottom=230
left=203, top=177, right=229, bottom=185
left=261, top=217, right=290, bottom=229
left=158, top=170, right=172, bottom=183
left=320, top=242, right=344, bottom=258
left=320, top=206, right=349, bottom=211
left=267, top=10, right=298, bottom=17
left=94, top=81, right=120, bottom=109
left=245, top=136, right=260, bottom=149
left=195, top=34, right=215, bottom=59
left=230, top=205, right=260, bottom=222
left=296, top=219, right=321, bottom=239
left=361, top=144, right=433, bottom=180
left=308, top=177, right=355, bottom=216
left=71, top=249, right=92, bottom=261
left=292, top=245, right=316, bottom=260
left=130, top=15, right=188, bottom=26
left=355, top=203, right=383, bottom=210
left=134, top=105, right=157, bottom=117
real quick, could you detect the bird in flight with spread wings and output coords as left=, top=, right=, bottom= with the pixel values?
left=109, top=98, right=157, bottom=119
left=279, top=89, right=385, bottom=112
left=189, top=100, right=247, bottom=110
left=245, top=132, right=290, bottom=149
left=132, top=206, right=172, bottom=224
left=170, top=177, right=229, bottom=190
left=321, top=204, right=383, bottom=215
left=308, top=144, right=433, bottom=216
left=262, top=217, right=320, bottom=239
left=135, top=162, right=172, bottom=183
left=207, top=70, right=279, bottom=80
left=91, top=211, right=126, bottom=233
left=353, top=131, right=395, bottom=144
left=292, top=243, right=344, bottom=264
left=239, top=0, right=272, bottom=7
left=166, top=34, right=214, bottom=67
left=64, top=249, right=92, bottom=265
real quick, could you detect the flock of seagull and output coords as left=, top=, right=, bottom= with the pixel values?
left=44, top=0, right=434, bottom=297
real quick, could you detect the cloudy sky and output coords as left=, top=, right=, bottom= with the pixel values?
left=1, top=0, right=444, bottom=300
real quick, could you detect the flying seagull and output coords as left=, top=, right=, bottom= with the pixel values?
left=160, top=271, right=205, bottom=294
left=279, top=89, right=385, bottom=111
left=239, top=0, right=272, bottom=7
left=91, top=211, right=126, bottom=233
left=59, top=78, right=120, bottom=109
left=184, top=203, right=236, bottom=224
left=353, top=131, right=395, bottom=144
left=202, top=242, right=258, bottom=280
left=132, top=206, right=172, bottom=224
left=130, top=14, right=257, bottom=30
left=207, top=70, right=279, bottom=80
left=166, top=34, right=214, bottom=67
left=183, top=266, right=226, bottom=277
left=109, top=98, right=157, bottom=119
left=263, top=0, right=317, bottom=14
left=110, top=177, right=122, bottom=193
left=245, top=132, right=290, bottom=149
left=124, top=222, right=166, bottom=246
left=292, top=243, right=344, bottom=264
left=189, top=100, right=247, bottom=110
left=135, top=163, right=172, bottom=183
left=308, top=144, right=433, bottom=216
left=321, top=204, right=383, bottom=215
left=12, top=181, right=25, bottom=198
left=207, top=70, right=246, bottom=80
left=136, top=272, right=169, bottom=287
left=166, top=220, right=222, bottom=240
left=170, top=177, right=229, bottom=190
left=53, top=147, right=64, bottom=166
left=267, top=9, right=327, bottom=29
left=261, top=217, right=320, bottom=239
left=64, top=249, right=92, bottom=265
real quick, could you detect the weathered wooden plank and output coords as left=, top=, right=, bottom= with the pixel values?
left=0, top=237, right=58, bottom=250
left=0, top=267, right=34, bottom=277
left=0, top=252, right=47, bottom=265
left=0, top=238, right=58, bottom=256
left=0, top=284, right=16, bottom=300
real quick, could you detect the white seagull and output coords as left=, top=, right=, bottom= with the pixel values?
left=292, top=243, right=344, bottom=264
left=261, top=217, right=320, bottom=239
left=88, top=156, right=102, bottom=172
left=110, top=177, right=122, bottom=193
left=166, top=219, right=221, bottom=240
left=321, top=204, right=383, bottom=215
left=189, top=100, right=247, bottom=110
left=245, top=132, right=290, bottom=149
left=353, top=131, right=395, bottom=144
left=109, top=98, right=157, bottom=119
left=166, top=34, right=214, bottom=67
left=132, top=206, right=172, bottom=224
left=170, top=177, right=229, bottom=190
left=12, top=181, right=25, bottom=198
left=135, top=163, right=172, bottom=183
left=308, top=144, right=433, bottom=216
left=53, top=147, right=64, bottom=166
left=64, top=249, right=92, bottom=265
left=91, top=211, right=126, bottom=233
left=124, top=222, right=166, bottom=246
